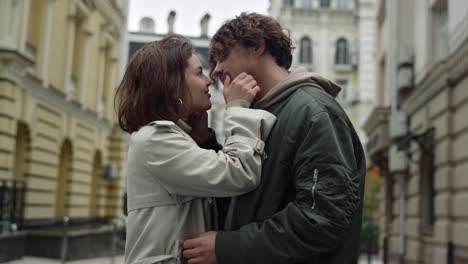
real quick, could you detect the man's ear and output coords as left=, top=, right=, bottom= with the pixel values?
left=253, top=41, right=266, bottom=57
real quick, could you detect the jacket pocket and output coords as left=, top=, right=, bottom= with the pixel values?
left=296, top=163, right=361, bottom=228
left=310, top=168, right=319, bottom=210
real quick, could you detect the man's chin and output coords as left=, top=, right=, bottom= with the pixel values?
left=203, top=103, right=212, bottom=111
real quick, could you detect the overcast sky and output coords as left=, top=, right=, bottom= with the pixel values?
left=127, top=0, right=270, bottom=37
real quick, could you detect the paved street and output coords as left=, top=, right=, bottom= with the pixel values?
left=359, top=254, right=383, bottom=264
left=5, top=256, right=124, bottom=264
left=5, top=254, right=383, bottom=264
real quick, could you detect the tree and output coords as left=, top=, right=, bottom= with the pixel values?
left=360, top=166, right=382, bottom=263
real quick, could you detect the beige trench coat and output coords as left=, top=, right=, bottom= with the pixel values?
left=124, top=101, right=276, bottom=264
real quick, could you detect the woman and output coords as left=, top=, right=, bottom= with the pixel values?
left=115, top=35, right=276, bottom=264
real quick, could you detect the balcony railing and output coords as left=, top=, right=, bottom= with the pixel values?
left=450, top=12, right=468, bottom=54
left=0, top=178, right=26, bottom=233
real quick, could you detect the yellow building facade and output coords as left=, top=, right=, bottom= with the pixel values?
left=0, top=0, right=128, bottom=230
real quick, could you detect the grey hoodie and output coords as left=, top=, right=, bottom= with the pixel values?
left=252, top=67, right=342, bottom=109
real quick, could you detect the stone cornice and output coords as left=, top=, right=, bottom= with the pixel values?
left=363, top=106, right=390, bottom=134
left=19, top=72, right=114, bottom=133
left=0, top=49, right=34, bottom=67
left=288, top=7, right=357, bottom=18
left=94, top=0, right=126, bottom=36
left=285, top=9, right=357, bottom=27
left=0, top=49, right=35, bottom=85
left=401, top=38, right=468, bottom=114
left=128, top=33, right=211, bottom=48
left=0, top=49, right=115, bottom=132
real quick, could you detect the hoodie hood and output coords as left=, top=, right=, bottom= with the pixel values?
left=252, top=67, right=342, bottom=109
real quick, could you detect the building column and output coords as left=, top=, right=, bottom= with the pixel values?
left=64, top=3, right=78, bottom=99
left=18, top=0, right=31, bottom=53
left=78, top=21, right=93, bottom=106
left=39, top=0, right=55, bottom=87
left=319, top=14, right=330, bottom=76
left=105, top=56, right=119, bottom=120
left=96, top=38, right=108, bottom=117
left=0, top=0, right=14, bottom=48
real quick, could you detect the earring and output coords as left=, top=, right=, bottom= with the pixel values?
left=178, top=98, right=183, bottom=105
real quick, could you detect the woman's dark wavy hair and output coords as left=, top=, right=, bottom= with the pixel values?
left=209, top=12, right=293, bottom=75
left=114, top=34, right=193, bottom=133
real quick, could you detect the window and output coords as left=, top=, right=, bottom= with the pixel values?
left=335, top=79, right=348, bottom=101
left=337, top=0, right=349, bottom=9
left=420, top=130, right=435, bottom=230
left=432, top=1, right=448, bottom=61
left=139, top=17, right=155, bottom=33
left=299, top=37, right=312, bottom=64
left=320, top=0, right=330, bottom=8
left=335, top=38, right=350, bottom=65
left=301, top=0, right=312, bottom=8
left=283, top=0, right=294, bottom=7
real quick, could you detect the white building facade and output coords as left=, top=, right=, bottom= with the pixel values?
left=269, top=0, right=378, bottom=143
left=364, top=0, right=468, bottom=263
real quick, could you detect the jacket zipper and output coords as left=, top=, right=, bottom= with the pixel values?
left=311, top=168, right=318, bottom=209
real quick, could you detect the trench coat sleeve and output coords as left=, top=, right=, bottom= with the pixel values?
left=143, top=102, right=276, bottom=197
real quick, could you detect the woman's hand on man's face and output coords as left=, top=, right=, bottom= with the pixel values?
left=187, top=111, right=210, bottom=144
left=223, top=72, right=260, bottom=104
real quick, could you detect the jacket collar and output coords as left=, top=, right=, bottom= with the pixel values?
left=175, top=119, right=192, bottom=134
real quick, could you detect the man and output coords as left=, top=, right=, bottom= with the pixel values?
left=183, top=13, right=366, bottom=264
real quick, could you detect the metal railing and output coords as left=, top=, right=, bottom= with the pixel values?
left=58, top=216, right=125, bottom=264
left=0, top=178, right=26, bottom=233
left=450, top=12, right=468, bottom=54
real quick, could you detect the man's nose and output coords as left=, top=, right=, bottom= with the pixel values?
left=212, top=62, right=222, bottom=78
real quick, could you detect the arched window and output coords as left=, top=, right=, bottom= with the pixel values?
left=56, top=140, right=72, bottom=218
left=89, top=151, right=102, bottom=217
left=299, top=37, right=312, bottom=64
left=12, top=122, right=30, bottom=225
left=335, top=38, right=349, bottom=65
left=283, top=0, right=294, bottom=8
left=320, top=0, right=330, bottom=8
left=139, top=17, right=155, bottom=33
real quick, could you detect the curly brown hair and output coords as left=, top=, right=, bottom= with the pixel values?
left=114, top=35, right=193, bottom=133
left=209, top=12, right=293, bottom=73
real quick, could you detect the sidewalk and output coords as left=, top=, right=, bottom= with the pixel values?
left=359, top=254, right=383, bottom=264
left=5, top=256, right=124, bottom=264
left=7, top=255, right=381, bottom=264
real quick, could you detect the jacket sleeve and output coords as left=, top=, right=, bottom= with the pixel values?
left=215, top=111, right=363, bottom=264
left=143, top=101, right=276, bottom=197
left=198, top=128, right=223, bottom=152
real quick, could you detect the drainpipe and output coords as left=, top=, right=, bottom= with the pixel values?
left=389, top=0, right=407, bottom=259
